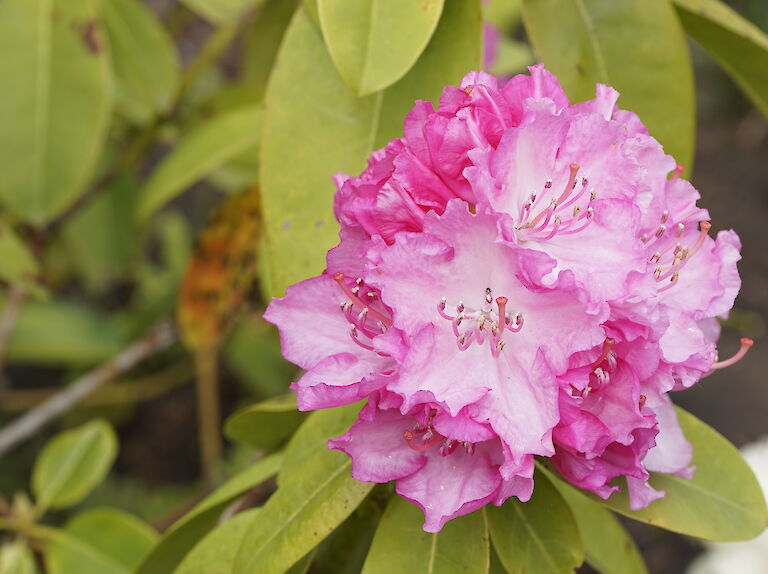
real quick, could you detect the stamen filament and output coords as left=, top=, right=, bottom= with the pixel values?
left=334, top=273, right=392, bottom=326
left=711, top=338, right=753, bottom=370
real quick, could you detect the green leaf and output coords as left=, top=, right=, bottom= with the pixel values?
left=173, top=508, right=261, bottom=574
left=5, top=298, right=125, bottom=366
left=180, top=0, right=265, bottom=24
left=260, top=0, right=482, bottom=296
left=102, top=0, right=178, bottom=124
left=484, top=0, right=522, bottom=30
left=596, top=407, right=768, bottom=542
left=138, top=106, right=261, bottom=219
left=318, top=0, right=445, bottom=95
left=46, top=508, right=157, bottom=574
left=32, top=420, right=118, bottom=511
left=222, top=314, right=297, bottom=397
left=673, top=0, right=768, bottom=117
left=488, top=471, right=584, bottom=574
left=233, top=446, right=373, bottom=573
left=225, top=394, right=306, bottom=451
left=0, top=225, right=41, bottom=295
left=521, top=0, right=695, bottom=170
left=0, top=0, right=112, bottom=225
left=242, top=0, right=297, bottom=105
left=362, top=496, right=489, bottom=574
left=136, top=452, right=282, bottom=574
left=279, top=404, right=361, bottom=485
left=0, top=543, right=38, bottom=574
left=540, top=466, right=647, bottom=574
left=311, top=492, right=384, bottom=574
left=302, top=0, right=320, bottom=27
left=488, top=37, right=533, bottom=78
left=62, top=175, right=139, bottom=293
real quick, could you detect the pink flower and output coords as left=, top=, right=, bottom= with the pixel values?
left=265, top=65, right=749, bottom=531
left=329, top=390, right=534, bottom=532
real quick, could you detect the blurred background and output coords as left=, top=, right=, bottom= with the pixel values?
left=0, top=1, right=765, bottom=572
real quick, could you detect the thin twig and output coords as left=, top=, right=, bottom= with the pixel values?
left=0, top=286, right=26, bottom=391
left=0, top=360, right=192, bottom=412
left=0, top=321, right=176, bottom=458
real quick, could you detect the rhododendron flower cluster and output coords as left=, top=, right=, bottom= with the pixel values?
left=265, top=65, right=750, bottom=532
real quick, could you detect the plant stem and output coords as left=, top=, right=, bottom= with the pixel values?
left=0, top=360, right=192, bottom=411
left=194, top=347, right=222, bottom=486
left=0, top=321, right=175, bottom=458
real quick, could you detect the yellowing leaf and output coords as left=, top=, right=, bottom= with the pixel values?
left=177, top=188, right=262, bottom=351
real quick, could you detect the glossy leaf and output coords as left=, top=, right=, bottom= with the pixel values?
left=0, top=543, right=38, bottom=574
left=488, top=471, right=584, bottom=574
left=46, top=508, right=157, bottom=574
left=674, top=0, right=768, bottom=117
left=279, top=403, right=361, bottom=485
left=5, top=298, right=125, bottom=366
left=302, top=0, right=320, bottom=27
left=312, top=492, right=384, bottom=574
left=225, top=394, right=306, bottom=451
left=177, top=188, right=261, bottom=351
left=260, top=0, right=482, bottom=296
left=319, top=0, right=444, bottom=95
left=0, top=224, right=41, bottom=294
left=362, top=495, right=489, bottom=574
left=174, top=508, right=261, bottom=574
left=596, top=407, right=768, bottom=542
left=180, top=0, right=265, bottom=24
left=138, top=106, right=261, bottom=219
left=242, top=0, right=297, bottom=104
left=32, top=420, right=118, bottom=511
left=0, top=0, right=112, bottom=224
left=136, top=452, right=282, bottom=574
left=540, top=466, right=647, bottom=574
left=522, top=0, right=695, bottom=170
left=102, top=0, right=178, bottom=124
left=233, top=446, right=373, bottom=573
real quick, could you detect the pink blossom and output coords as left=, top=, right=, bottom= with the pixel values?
left=265, top=65, right=749, bottom=531
left=329, top=390, right=534, bottom=532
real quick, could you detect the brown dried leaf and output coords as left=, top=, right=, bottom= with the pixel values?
left=177, top=188, right=261, bottom=351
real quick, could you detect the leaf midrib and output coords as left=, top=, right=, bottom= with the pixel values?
left=240, top=458, right=352, bottom=572
left=573, top=0, right=610, bottom=83
left=512, top=501, right=560, bottom=573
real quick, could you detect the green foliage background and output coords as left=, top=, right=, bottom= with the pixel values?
left=0, top=1, right=766, bottom=573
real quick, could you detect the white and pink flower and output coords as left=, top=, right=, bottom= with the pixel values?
left=265, top=65, right=749, bottom=532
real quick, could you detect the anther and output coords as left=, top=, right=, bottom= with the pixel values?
left=711, top=338, right=754, bottom=370
left=334, top=272, right=392, bottom=326
left=639, top=395, right=647, bottom=409
left=485, top=287, right=493, bottom=304
left=355, top=277, right=363, bottom=285
left=661, top=210, right=669, bottom=223
left=676, top=223, right=685, bottom=237
left=544, top=179, right=553, bottom=189
left=655, top=224, right=667, bottom=238
left=573, top=205, right=581, bottom=217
